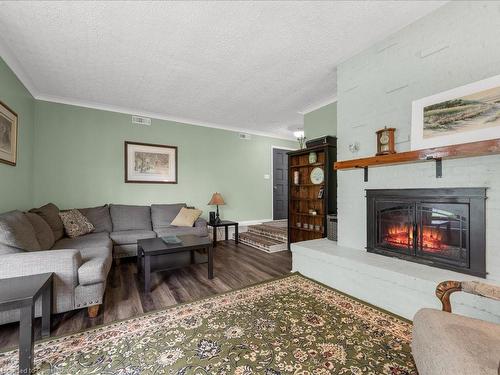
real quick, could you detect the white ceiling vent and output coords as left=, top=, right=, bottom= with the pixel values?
left=239, top=133, right=252, bottom=140
left=132, top=115, right=151, bottom=126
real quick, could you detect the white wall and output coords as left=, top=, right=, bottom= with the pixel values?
left=336, top=2, right=500, bottom=281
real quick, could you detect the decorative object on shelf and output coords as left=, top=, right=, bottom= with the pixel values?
left=318, top=187, right=324, bottom=199
left=412, top=74, right=500, bottom=150
left=310, top=167, right=324, bottom=184
left=296, top=221, right=301, bottom=228
left=309, top=209, right=317, bottom=216
left=293, top=170, right=300, bottom=185
left=348, top=142, right=360, bottom=154
left=125, top=141, right=177, bottom=183
left=315, top=224, right=321, bottom=231
left=0, top=101, right=18, bottom=166
left=308, top=152, right=317, bottom=164
left=209, top=211, right=216, bottom=224
left=293, top=129, right=306, bottom=149
left=208, top=192, right=225, bottom=224
left=376, top=126, right=396, bottom=156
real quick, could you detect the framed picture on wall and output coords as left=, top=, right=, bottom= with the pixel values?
left=125, top=141, right=177, bottom=183
left=0, top=101, right=18, bottom=166
left=411, top=74, right=500, bottom=150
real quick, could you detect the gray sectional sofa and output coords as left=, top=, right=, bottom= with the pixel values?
left=0, top=202, right=207, bottom=323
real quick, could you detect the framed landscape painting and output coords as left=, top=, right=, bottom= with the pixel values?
left=125, top=141, right=177, bottom=183
left=0, top=101, right=18, bottom=166
left=411, top=74, right=500, bottom=150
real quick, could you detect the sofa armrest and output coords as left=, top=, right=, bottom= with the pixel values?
left=194, top=217, right=208, bottom=228
left=0, top=249, right=82, bottom=287
left=436, top=280, right=500, bottom=312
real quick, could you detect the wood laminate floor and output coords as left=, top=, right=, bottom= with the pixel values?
left=0, top=241, right=292, bottom=351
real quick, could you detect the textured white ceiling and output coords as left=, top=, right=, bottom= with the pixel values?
left=0, top=1, right=445, bottom=138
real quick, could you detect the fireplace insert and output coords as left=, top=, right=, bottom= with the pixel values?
left=366, top=188, right=486, bottom=277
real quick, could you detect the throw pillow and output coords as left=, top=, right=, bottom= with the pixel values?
left=59, top=209, right=95, bottom=238
left=25, top=212, right=55, bottom=250
left=78, top=205, right=112, bottom=233
left=171, top=207, right=202, bottom=227
left=0, top=210, right=41, bottom=252
left=29, top=203, right=65, bottom=241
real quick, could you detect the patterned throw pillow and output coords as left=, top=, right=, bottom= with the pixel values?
left=59, top=209, right=95, bottom=238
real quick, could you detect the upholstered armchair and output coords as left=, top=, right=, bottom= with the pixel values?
left=412, top=280, right=500, bottom=375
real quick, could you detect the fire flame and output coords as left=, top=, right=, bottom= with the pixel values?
left=384, top=225, right=445, bottom=252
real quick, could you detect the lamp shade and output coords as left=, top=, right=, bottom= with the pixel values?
left=208, top=192, right=225, bottom=205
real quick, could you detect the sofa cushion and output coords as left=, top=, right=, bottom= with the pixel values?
left=52, top=232, right=112, bottom=251
left=29, top=203, right=64, bottom=241
left=78, top=205, right=112, bottom=233
left=0, top=210, right=41, bottom=253
left=412, top=308, right=500, bottom=375
left=59, top=209, right=95, bottom=238
left=154, top=225, right=207, bottom=238
left=171, top=207, right=203, bottom=227
left=25, top=212, right=55, bottom=250
left=151, top=203, right=186, bottom=229
left=110, top=204, right=152, bottom=231
left=77, top=248, right=112, bottom=286
left=110, top=230, right=156, bottom=245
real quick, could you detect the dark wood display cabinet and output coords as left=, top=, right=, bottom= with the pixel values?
left=287, top=140, right=337, bottom=246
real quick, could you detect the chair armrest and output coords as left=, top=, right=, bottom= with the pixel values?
left=0, top=249, right=82, bottom=288
left=436, top=280, right=500, bottom=312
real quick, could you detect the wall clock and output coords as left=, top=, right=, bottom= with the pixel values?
left=376, top=127, right=396, bottom=156
left=310, top=167, right=324, bottom=184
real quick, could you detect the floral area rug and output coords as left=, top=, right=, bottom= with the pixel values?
left=0, top=273, right=416, bottom=374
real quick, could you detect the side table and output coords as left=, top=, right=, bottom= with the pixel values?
left=208, top=220, right=239, bottom=247
left=0, top=273, right=53, bottom=375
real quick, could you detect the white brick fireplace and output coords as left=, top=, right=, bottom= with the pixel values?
left=292, top=2, right=500, bottom=323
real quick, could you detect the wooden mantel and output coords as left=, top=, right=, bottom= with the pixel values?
left=334, top=138, right=500, bottom=170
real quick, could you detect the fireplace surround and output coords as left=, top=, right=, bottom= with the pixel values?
left=366, top=188, right=486, bottom=277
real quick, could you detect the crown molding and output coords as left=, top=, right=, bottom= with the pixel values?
left=0, top=37, right=39, bottom=98
left=297, top=95, right=337, bottom=115
left=35, top=94, right=296, bottom=141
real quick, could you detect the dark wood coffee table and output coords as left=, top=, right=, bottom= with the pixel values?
left=137, top=235, right=213, bottom=292
left=0, top=273, right=53, bottom=374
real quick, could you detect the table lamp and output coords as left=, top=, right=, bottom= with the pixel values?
left=208, top=192, right=225, bottom=224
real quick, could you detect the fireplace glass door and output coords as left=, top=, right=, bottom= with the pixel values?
left=416, top=203, right=469, bottom=268
left=376, top=201, right=414, bottom=255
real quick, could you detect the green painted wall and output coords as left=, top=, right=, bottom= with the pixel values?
left=303, top=102, right=337, bottom=140
left=0, top=58, right=35, bottom=212
left=33, top=101, right=296, bottom=221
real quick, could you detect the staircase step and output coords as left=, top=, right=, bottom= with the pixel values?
left=236, top=232, right=287, bottom=253
left=247, top=224, right=287, bottom=242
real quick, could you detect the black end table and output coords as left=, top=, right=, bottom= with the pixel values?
left=137, top=235, right=213, bottom=292
left=0, top=273, right=53, bottom=374
left=208, top=220, right=239, bottom=247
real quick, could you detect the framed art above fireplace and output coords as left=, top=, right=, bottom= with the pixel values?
left=411, top=74, right=500, bottom=150
left=366, top=188, right=486, bottom=277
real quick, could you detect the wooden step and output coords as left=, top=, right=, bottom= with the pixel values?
left=236, top=232, right=287, bottom=253
left=247, top=224, right=287, bottom=242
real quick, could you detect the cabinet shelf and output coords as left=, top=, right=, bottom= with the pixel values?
left=292, top=212, right=325, bottom=217
left=291, top=183, right=324, bottom=187
left=290, top=226, right=323, bottom=233
left=290, top=163, right=324, bottom=168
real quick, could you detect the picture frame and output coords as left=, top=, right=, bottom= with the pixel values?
left=125, top=141, right=178, bottom=183
left=0, top=101, right=18, bottom=166
left=411, top=74, right=500, bottom=150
